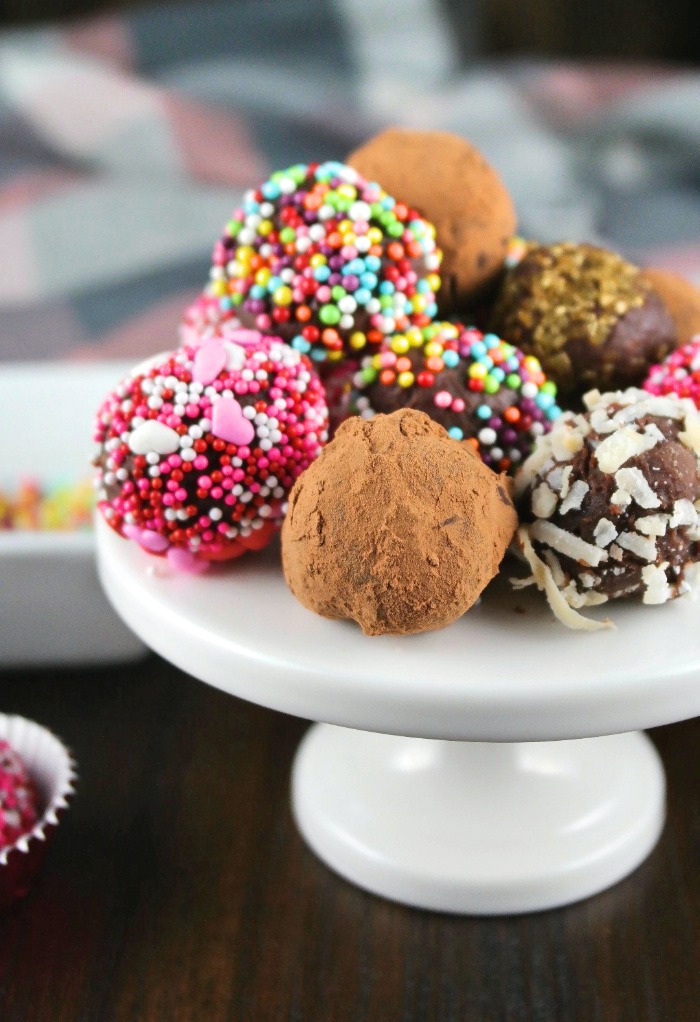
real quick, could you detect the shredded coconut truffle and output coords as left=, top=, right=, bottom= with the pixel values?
left=513, top=387, right=700, bottom=628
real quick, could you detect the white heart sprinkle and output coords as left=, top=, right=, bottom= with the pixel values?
left=128, top=420, right=181, bottom=455
left=223, top=341, right=247, bottom=371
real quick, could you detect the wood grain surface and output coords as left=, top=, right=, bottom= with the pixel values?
left=0, top=654, right=698, bottom=1021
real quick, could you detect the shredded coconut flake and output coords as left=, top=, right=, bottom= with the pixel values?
left=590, top=408, right=618, bottom=433
left=616, top=531, right=657, bottom=562
left=681, top=561, right=700, bottom=596
left=610, top=487, right=632, bottom=508
left=670, top=499, right=698, bottom=528
left=551, top=429, right=584, bottom=462
left=542, top=549, right=566, bottom=586
left=635, top=515, right=668, bottom=537
left=530, top=519, right=607, bottom=567
left=595, top=425, right=661, bottom=474
left=531, top=482, right=558, bottom=519
left=613, top=467, right=660, bottom=509
left=593, top=518, right=618, bottom=548
left=641, top=563, right=672, bottom=605
left=613, top=396, right=684, bottom=422
left=583, top=389, right=602, bottom=410
left=559, top=479, right=588, bottom=514
left=559, top=465, right=573, bottom=501
left=679, top=415, right=700, bottom=454
left=546, top=465, right=564, bottom=491
left=513, top=527, right=613, bottom=631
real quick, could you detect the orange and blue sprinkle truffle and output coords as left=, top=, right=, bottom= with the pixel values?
left=351, top=322, right=561, bottom=472
left=209, top=161, right=442, bottom=365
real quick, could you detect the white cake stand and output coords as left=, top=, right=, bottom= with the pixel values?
left=95, top=516, right=700, bottom=915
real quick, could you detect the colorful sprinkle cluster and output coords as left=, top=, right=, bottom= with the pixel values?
left=504, top=235, right=531, bottom=269
left=0, top=477, right=93, bottom=531
left=0, top=740, right=38, bottom=850
left=351, top=322, right=561, bottom=471
left=643, top=336, right=700, bottom=407
left=94, top=329, right=329, bottom=569
left=179, top=291, right=241, bottom=348
left=209, top=161, right=442, bottom=365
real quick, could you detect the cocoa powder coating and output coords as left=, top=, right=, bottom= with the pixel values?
left=641, top=268, right=700, bottom=347
left=348, top=128, right=517, bottom=311
left=281, top=409, right=518, bottom=635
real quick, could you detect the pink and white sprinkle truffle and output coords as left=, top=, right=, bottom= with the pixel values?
left=0, top=740, right=38, bottom=850
left=178, top=291, right=241, bottom=347
left=94, top=329, right=329, bottom=569
left=643, top=336, right=700, bottom=407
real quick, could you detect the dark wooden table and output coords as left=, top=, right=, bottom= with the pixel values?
left=0, top=654, right=698, bottom=1021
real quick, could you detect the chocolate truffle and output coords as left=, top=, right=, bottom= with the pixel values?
left=348, top=128, right=517, bottom=310
left=644, top=339, right=700, bottom=407
left=513, top=387, right=700, bottom=630
left=490, top=243, right=677, bottom=397
left=641, top=268, right=700, bottom=347
left=94, top=330, right=328, bottom=570
left=350, top=321, right=561, bottom=472
left=179, top=291, right=241, bottom=347
left=0, top=739, right=38, bottom=851
left=281, top=408, right=518, bottom=635
left=208, top=161, right=441, bottom=365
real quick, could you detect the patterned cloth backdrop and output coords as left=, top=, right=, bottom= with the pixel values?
left=0, top=0, right=698, bottom=364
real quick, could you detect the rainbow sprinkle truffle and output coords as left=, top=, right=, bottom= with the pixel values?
left=643, top=336, right=700, bottom=407
left=94, top=330, right=329, bottom=569
left=208, top=161, right=442, bottom=365
left=351, top=322, right=561, bottom=472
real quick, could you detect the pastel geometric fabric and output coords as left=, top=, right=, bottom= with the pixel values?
left=0, top=0, right=697, bottom=365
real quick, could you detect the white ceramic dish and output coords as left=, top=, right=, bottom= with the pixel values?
left=0, top=361, right=146, bottom=667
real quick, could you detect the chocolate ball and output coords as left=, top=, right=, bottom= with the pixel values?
left=641, top=268, right=700, bottom=347
left=208, top=161, right=441, bottom=365
left=490, top=243, right=677, bottom=397
left=350, top=321, right=561, bottom=473
left=94, top=331, right=329, bottom=569
left=348, top=128, right=517, bottom=310
left=282, top=409, right=517, bottom=635
left=514, top=387, right=700, bottom=629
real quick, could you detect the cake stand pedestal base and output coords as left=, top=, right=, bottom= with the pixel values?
left=292, top=725, right=665, bottom=915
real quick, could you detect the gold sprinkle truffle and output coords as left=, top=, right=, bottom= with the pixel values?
left=490, top=242, right=677, bottom=397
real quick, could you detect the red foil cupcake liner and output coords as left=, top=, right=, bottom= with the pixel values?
left=0, top=714, right=77, bottom=910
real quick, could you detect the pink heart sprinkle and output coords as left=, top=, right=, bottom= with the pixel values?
left=212, top=396, right=255, bottom=446
left=138, top=531, right=170, bottom=553
left=225, top=328, right=262, bottom=348
left=167, top=547, right=209, bottom=574
left=193, top=339, right=227, bottom=385
left=123, top=524, right=169, bottom=553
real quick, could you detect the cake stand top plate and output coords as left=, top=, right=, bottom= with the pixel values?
left=96, top=516, right=700, bottom=742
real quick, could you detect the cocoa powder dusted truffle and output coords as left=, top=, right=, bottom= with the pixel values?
left=640, top=269, right=700, bottom=347
left=490, top=243, right=677, bottom=397
left=350, top=321, right=561, bottom=473
left=513, top=387, right=700, bottom=630
left=348, top=128, right=517, bottom=310
left=281, top=408, right=518, bottom=636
